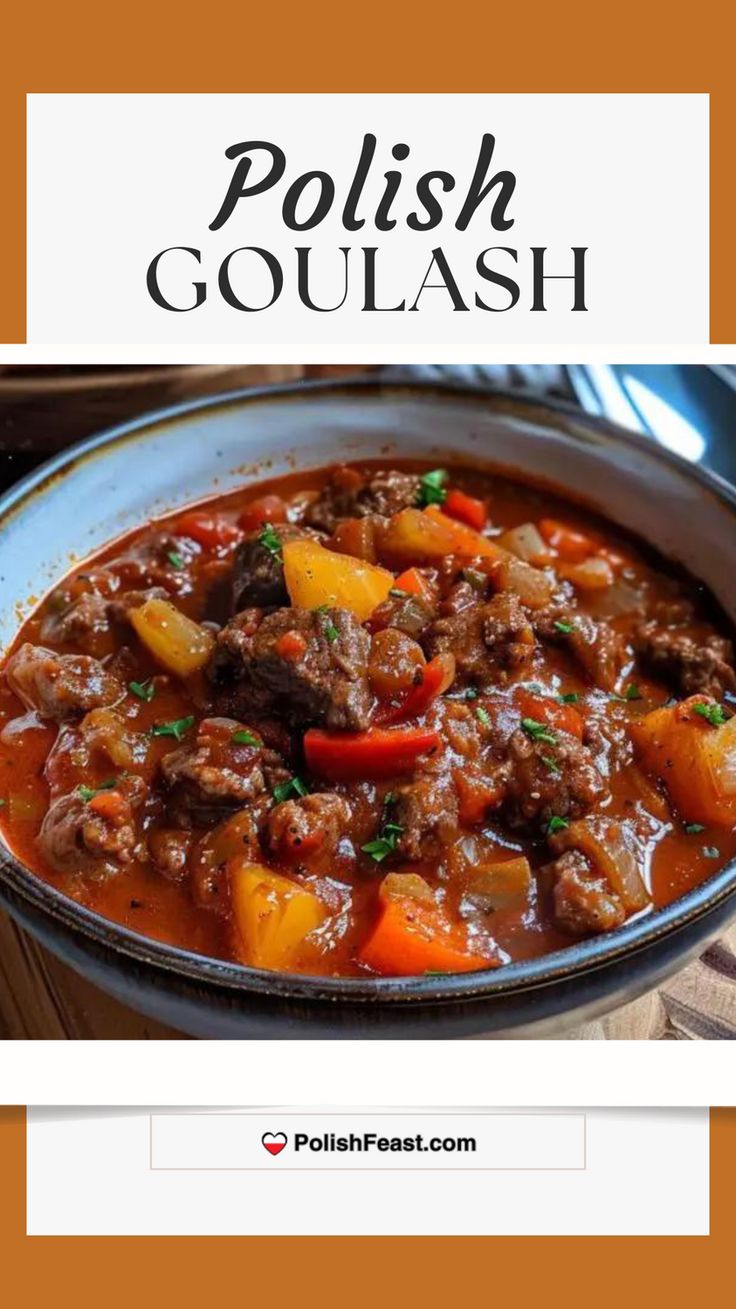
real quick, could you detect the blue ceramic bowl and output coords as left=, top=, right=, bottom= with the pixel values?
left=2, top=376, right=736, bottom=1038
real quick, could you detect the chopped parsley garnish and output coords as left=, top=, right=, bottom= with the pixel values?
left=272, top=775, right=309, bottom=804
left=129, top=678, right=155, bottom=703
left=475, top=706, right=491, bottom=729
left=389, top=587, right=408, bottom=599
left=314, top=606, right=338, bottom=641
left=554, top=620, right=575, bottom=635
left=0, top=798, right=5, bottom=808
left=417, top=468, right=448, bottom=507
left=150, top=715, right=195, bottom=742
left=259, top=523, right=283, bottom=559
left=361, top=792, right=403, bottom=862
left=547, top=815, right=569, bottom=835
left=167, top=550, right=185, bottom=569
left=78, top=778, right=118, bottom=802
left=684, top=823, right=705, bottom=835
left=521, top=717, right=557, bottom=745
left=558, top=692, right=580, bottom=704
left=702, top=845, right=720, bottom=859
left=542, top=755, right=561, bottom=775
left=692, top=702, right=728, bottom=727
left=361, top=821, right=404, bottom=863
left=464, top=687, right=479, bottom=701
left=611, top=683, right=643, bottom=704
left=231, top=730, right=259, bottom=747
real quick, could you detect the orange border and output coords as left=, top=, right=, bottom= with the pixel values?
left=0, top=1, right=733, bottom=343
left=0, top=1108, right=733, bottom=1299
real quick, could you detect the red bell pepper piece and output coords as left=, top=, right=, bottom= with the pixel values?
left=238, top=494, right=288, bottom=533
left=177, top=511, right=242, bottom=550
left=304, top=725, right=440, bottom=781
left=377, top=653, right=455, bottom=725
left=443, top=488, right=487, bottom=532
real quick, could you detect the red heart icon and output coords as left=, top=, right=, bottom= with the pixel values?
left=262, top=1131, right=288, bottom=1157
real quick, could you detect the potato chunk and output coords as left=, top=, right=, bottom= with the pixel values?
left=129, top=597, right=215, bottom=677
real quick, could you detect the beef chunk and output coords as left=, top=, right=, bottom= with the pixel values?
left=106, top=531, right=199, bottom=594
left=425, top=593, right=537, bottom=686
left=40, top=587, right=169, bottom=650
left=536, top=605, right=626, bottom=691
left=5, top=643, right=123, bottom=722
left=106, top=587, right=170, bottom=622
left=439, top=578, right=489, bottom=616
left=305, top=466, right=420, bottom=533
left=267, top=791, right=350, bottom=863
left=38, top=774, right=146, bottom=874
left=393, top=776, right=459, bottom=861
left=160, top=716, right=287, bottom=828
left=189, top=809, right=266, bottom=913
left=40, top=592, right=110, bottom=648
left=148, top=829, right=193, bottom=881
left=210, top=606, right=372, bottom=731
left=634, top=621, right=736, bottom=700
left=231, top=524, right=317, bottom=611
left=546, top=848, right=625, bottom=935
left=499, top=726, right=607, bottom=830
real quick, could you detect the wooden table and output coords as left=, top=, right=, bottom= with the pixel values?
left=1, top=907, right=733, bottom=1039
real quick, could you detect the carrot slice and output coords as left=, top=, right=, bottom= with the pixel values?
left=538, top=518, right=598, bottom=562
left=515, top=688, right=584, bottom=739
left=275, top=630, right=308, bottom=662
left=454, top=770, right=505, bottom=825
left=393, top=567, right=436, bottom=603
left=443, top=488, right=487, bottom=532
left=87, top=789, right=127, bottom=821
left=359, top=895, right=493, bottom=976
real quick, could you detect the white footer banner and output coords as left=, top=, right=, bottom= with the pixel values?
left=26, top=1107, right=709, bottom=1235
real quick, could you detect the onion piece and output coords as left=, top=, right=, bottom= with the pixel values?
left=561, top=557, right=615, bottom=592
left=598, top=578, right=647, bottom=618
left=551, top=815, right=650, bottom=912
left=466, top=856, right=532, bottom=910
left=498, top=522, right=549, bottom=565
left=381, top=872, right=435, bottom=904
left=492, top=555, right=554, bottom=609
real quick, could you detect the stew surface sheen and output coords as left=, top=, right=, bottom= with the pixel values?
left=2, top=459, right=736, bottom=980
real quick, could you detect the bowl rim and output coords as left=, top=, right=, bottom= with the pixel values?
left=2, top=370, right=736, bottom=1009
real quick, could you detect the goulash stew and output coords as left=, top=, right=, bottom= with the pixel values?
left=1, top=461, right=735, bottom=977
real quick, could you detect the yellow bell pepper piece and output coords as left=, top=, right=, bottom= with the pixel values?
left=381, top=506, right=503, bottom=563
left=282, top=538, right=393, bottom=621
left=230, top=862, right=326, bottom=971
left=129, top=596, right=215, bottom=677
